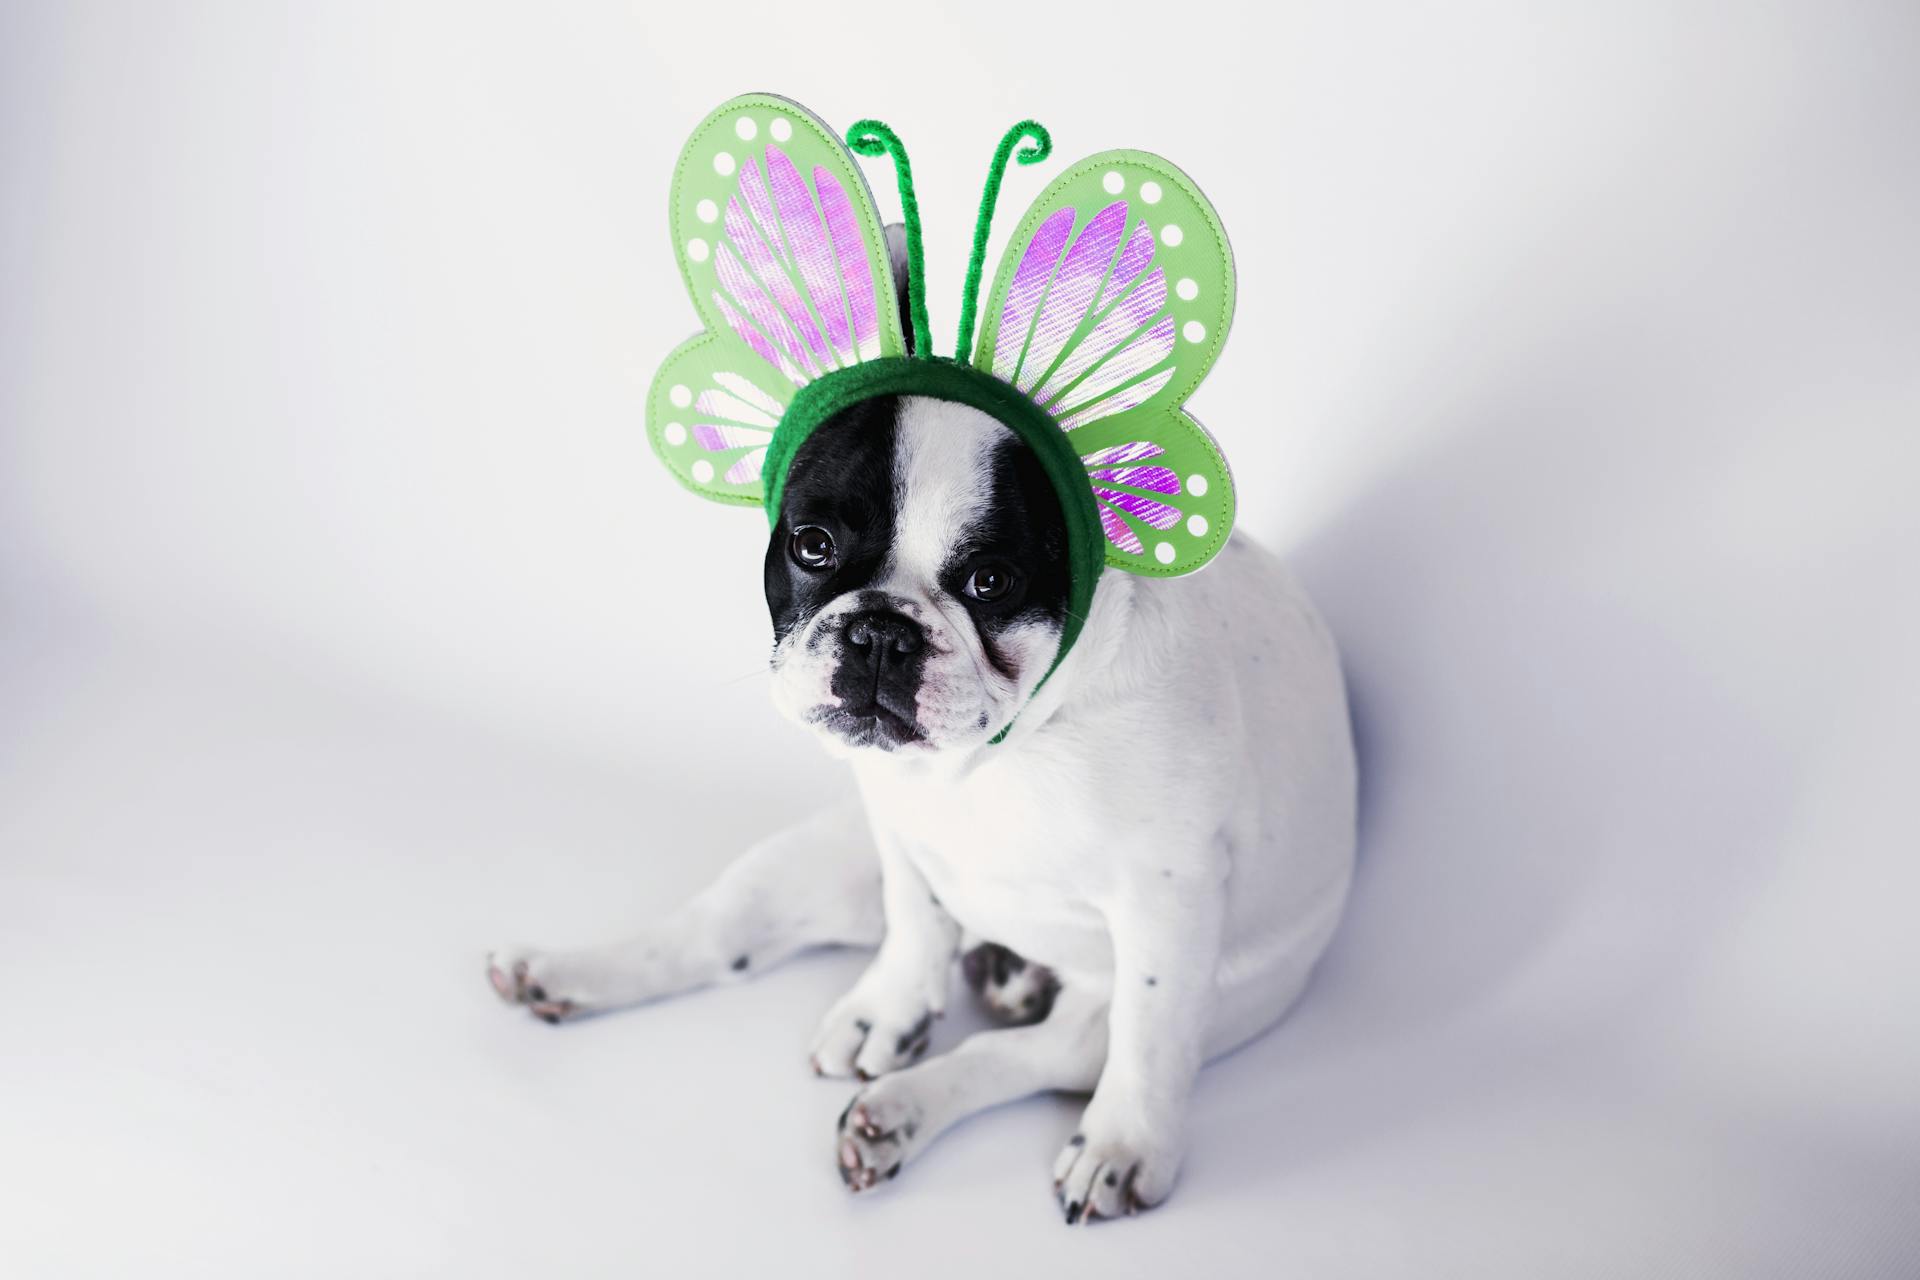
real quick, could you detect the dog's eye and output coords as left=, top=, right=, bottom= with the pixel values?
left=964, top=562, right=1018, bottom=603
left=789, top=525, right=837, bottom=571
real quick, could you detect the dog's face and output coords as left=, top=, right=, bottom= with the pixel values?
left=765, top=395, right=1070, bottom=756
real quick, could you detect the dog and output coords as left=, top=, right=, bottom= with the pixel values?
left=488, top=234, right=1357, bottom=1222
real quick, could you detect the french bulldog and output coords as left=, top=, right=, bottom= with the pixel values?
left=488, top=238, right=1357, bottom=1222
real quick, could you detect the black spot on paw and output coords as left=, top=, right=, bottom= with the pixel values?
left=995, top=949, right=1023, bottom=984
left=1145, top=975, right=1158, bottom=986
left=730, top=954, right=750, bottom=971
left=894, top=1012, right=932, bottom=1056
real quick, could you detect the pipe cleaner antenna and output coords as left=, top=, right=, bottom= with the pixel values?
left=956, top=119, right=1051, bottom=362
left=845, top=119, right=931, bottom=359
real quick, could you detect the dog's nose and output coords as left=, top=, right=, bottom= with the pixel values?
left=843, top=610, right=923, bottom=659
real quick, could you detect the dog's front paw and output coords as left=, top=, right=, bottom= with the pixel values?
left=808, top=986, right=934, bottom=1080
left=1051, top=1115, right=1184, bottom=1224
left=833, top=1081, right=928, bottom=1192
left=486, top=947, right=595, bottom=1024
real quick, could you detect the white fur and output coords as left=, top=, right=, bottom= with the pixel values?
left=490, top=398, right=1357, bottom=1220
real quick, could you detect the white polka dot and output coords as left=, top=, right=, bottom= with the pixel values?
left=1102, top=171, right=1124, bottom=194
left=691, top=459, right=715, bottom=484
left=1187, top=514, right=1209, bottom=537
left=769, top=118, right=792, bottom=142
left=664, top=422, right=687, bottom=446
left=1155, top=542, right=1176, bottom=565
left=669, top=384, right=692, bottom=408
left=1160, top=224, right=1184, bottom=246
left=686, top=238, right=709, bottom=263
left=695, top=198, right=718, bottom=223
left=1139, top=180, right=1163, bottom=204
left=1183, top=320, right=1207, bottom=343
left=734, top=117, right=757, bottom=140
left=713, top=151, right=736, bottom=176
left=1176, top=277, right=1199, bottom=300
left=1187, top=474, right=1209, bottom=496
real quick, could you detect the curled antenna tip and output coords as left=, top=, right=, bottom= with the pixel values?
left=1012, top=120, right=1052, bottom=164
left=844, top=118, right=896, bottom=157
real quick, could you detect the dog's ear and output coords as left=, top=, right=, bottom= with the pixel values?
left=883, top=223, right=914, bottom=356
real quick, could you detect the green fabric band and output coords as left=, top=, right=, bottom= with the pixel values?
left=763, top=357, right=1104, bottom=743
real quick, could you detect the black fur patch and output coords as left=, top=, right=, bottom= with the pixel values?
left=764, top=395, right=900, bottom=645
left=937, top=435, right=1070, bottom=674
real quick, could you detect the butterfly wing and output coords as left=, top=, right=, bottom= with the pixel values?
left=649, top=94, right=907, bottom=504
left=972, top=150, right=1235, bottom=574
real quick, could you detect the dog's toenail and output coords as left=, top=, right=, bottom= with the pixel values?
left=839, top=1138, right=860, bottom=1170
left=1064, top=1201, right=1083, bottom=1225
left=1105, top=1170, right=1118, bottom=1186
left=527, top=984, right=546, bottom=1002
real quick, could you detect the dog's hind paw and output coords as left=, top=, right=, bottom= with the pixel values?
left=485, top=947, right=591, bottom=1024
left=961, top=942, right=1059, bottom=1025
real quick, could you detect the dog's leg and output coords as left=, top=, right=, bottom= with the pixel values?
left=833, top=982, right=1108, bottom=1191
left=487, top=800, right=881, bottom=1022
left=806, top=836, right=960, bottom=1079
left=1051, top=855, right=1227, bottom=1222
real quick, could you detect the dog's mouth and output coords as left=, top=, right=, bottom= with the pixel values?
left=808, top=700, right=927, bottom=751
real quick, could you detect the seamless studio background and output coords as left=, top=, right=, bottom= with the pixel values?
left=3, top=2, right=1917, bottom=1276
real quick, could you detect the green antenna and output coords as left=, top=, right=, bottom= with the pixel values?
left=845, top=119, right=931, bottom=359
left=957, top=120, right=1052, bottom=362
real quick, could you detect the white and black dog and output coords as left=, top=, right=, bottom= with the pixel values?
left=489, top=238, right=1357, bottom=1222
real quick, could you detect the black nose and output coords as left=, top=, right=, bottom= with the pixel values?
left=843, top=610, right=923, bottom=658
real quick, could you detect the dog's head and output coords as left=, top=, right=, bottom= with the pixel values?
left=765, top=395, right=1071, bottom=757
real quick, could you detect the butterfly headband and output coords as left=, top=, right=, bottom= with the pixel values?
left=647, top=93, right=1237, bottom=687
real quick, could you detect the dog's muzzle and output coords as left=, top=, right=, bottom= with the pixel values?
left=822, top=609, right=927, bottom=748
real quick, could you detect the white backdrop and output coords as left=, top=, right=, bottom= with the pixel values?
left=3, top=2, right=1917, bottom=1276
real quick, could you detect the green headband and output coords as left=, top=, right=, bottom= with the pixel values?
left=646, top=94, right=1239, bottom=725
